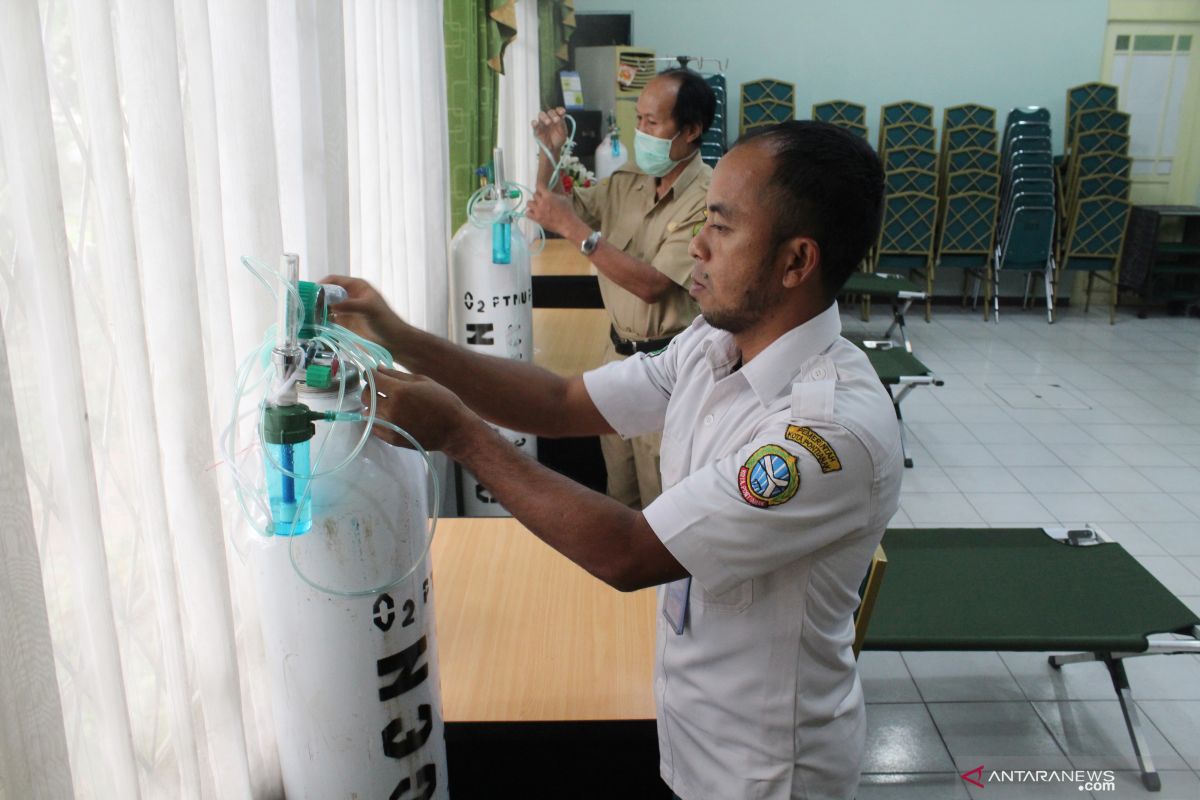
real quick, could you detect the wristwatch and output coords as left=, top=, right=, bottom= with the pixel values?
left=580, top=230, right=603, bottom=256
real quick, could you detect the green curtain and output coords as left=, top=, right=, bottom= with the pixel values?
left=444, top=0, right=518, bottom=229
left=537, top=0, right=575, bottom=111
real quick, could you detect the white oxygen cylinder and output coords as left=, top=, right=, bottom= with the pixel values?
left=449, top=148, right=536, bottom=516
left=252, top=375, right=447, bottom=800
left=594, top=132, right=628, bottom=179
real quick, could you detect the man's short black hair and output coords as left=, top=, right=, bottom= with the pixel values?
left=738, top=120, right=885, bottom=300
left=657, top=68, right=716, bottom=144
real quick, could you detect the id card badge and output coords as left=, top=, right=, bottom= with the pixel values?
left=663, top=577, right=691, bottom=635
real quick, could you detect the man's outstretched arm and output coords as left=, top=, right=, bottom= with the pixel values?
left=368, top=368, right=687, bottom=592
left=324, top=275, right=610, bottom=439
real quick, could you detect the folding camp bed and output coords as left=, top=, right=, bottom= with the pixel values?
left=841, top=272, right=944, bottom=468
left=842, top=271, right=926, bottom=351
left=864, top=526, right=1200, bottom=793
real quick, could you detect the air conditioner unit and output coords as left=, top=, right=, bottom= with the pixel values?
left=574, top=46, right=656, bottom=166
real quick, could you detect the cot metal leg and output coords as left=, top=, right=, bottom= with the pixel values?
left=1048, top=651, right=1098, bottom=667
left=1044, top=270, right=1054, bottom=324
left=883, top=298, right=916, bottom=352
left=1105, top=657, right=1161, bottom=792
left=1050, top=653, right=1161, bottom=792
left=992, top=268, right=1001, bottom=322
left=888, top=384, right=915, bottom=469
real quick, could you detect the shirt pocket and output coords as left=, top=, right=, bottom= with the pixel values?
left=605, top=219, right=635, bottom=253
left=694, top=579, right=753, bottom=612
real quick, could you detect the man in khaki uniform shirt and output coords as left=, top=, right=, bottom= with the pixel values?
left=528, top=68, right=715, bottom=509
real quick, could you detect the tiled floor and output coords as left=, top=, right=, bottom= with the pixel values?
left=841, top=304, right=1200, bottom=799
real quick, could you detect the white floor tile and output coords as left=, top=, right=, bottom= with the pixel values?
left=1020, top=422, right=1095, bottom=445
left=1100, top=770, right=1200, bottom=800
left=902, top=494, right=986, bottom=526
left=1072, top=466, right=1160, bottom=494
left=1137, top=701, right=1200, bottom=770
left=964, top=492, right=1052, bottom=523
left=1133, top=467, right=1200, bottom=494
left=998, top=651, right=1120, bottom=702
left=1012, top=467, right=1094, bottom=494
left=899, top=466, right=959, bottom=493
left=1179, top=556, right=1200, bottom=581
left=1108, top=494, right=1198, bottom=523
left=903, top=652, right=1024, bottom=702
left=856, top=772, right=970, bottom=799
left=1107, top=443, right=1190, bottom=467
left=968, top=422, right=1037, bottom=445
left=1122, top=648, right=1200, bottom=699
left=1031, top=700, right=1188, bottom=771
left=863, top=704, right=956, bottom=773
left=985, top=443, right=1064, bottom=467
left=910, top=421, right=979, bottom=445
left=1092, top=523, right=1167, bottom=556
left=859, top=651, right=922, bottom=703
left=1139, top=523, right=1200, bottom=556
left=925, top=442, right=1001, bottom=468
left=1032, top=493, right=1127, bottom=524
left=1079, top=423, right=1157, bottom=445
left=1045, top=442, right=1126, bottom=467
left=946, top=467, right=1027, bottom=494
left=927, top=701, right=1073, bottom=772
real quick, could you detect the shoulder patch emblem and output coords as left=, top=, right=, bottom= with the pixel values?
left=690, top=208, right=708, bottom=237
left=737, top=444, right=800, bottom=508
left=785, top=425, right=842, bottom=473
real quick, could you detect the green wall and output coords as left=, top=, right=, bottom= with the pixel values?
left=572, top=0, right=1108, bottom=152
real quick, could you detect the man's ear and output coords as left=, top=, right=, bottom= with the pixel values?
left=780, top=237, right=821, bottom=289
left=684, top=122, right=703, bottom=147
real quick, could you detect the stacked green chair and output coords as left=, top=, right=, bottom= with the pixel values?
left=1065, top=82, right=1120, bottom=161
left=1055, top=84, right=1130, bottom=322
left=1055, top=194, right=1130, bottom=324
left=873, top=192, right=938, bottom=318
left=812, top=99, right=869, bottom=139
left=740, top=78, right=795, bottom=135
left=991, top=107, right=1056, bottom=322
left=875, top=101, right=939, bottom=320
left=935, top=104, right=999, bottom=316
left=701, top=74, right=727, bottom=167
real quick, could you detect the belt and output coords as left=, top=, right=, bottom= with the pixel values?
left=610, top=325, right=675, bottom=357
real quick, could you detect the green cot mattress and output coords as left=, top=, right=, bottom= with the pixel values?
left=864, top=529, right=1200, bottom=652
left=854, top=343, right=934, bottom=382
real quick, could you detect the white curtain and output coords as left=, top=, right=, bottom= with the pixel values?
left=0, top=0, right=451, bottom=796
left=497, top=0, right=542, bottom=192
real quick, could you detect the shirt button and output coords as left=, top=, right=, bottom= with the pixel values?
left=812, top=367, right=827, bottom=379
left=704, top=414, right=715, bottom=425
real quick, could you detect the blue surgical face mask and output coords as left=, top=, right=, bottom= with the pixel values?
left=634, top=129, right=681, bottom=177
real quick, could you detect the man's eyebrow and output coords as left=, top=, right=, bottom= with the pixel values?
left=708, top=202, right=735, bottom=221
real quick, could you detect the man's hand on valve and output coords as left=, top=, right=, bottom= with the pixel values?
left=363, top=367, right=476, bottom=456
left=526, top=187, right=590, bottom=245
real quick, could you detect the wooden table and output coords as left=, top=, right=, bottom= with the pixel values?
left=530, top=239, right=609, bottom=375
left=432, top=517, right=656, bottom=722
left=532, top=237, right=593, bottom=276
left=532, top=308, right=609, bottom=375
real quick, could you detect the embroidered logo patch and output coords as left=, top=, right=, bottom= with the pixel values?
left=690, top=208, right=708, bottom=237
left=785, top=425, right=842, bottom=473
left=737, top=445, right=799, bottom=507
